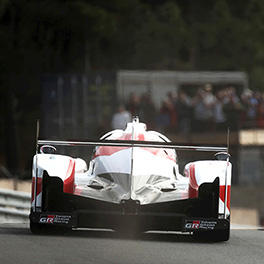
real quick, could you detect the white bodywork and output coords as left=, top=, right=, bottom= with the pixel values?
left=185, top=160, right=232, bottom=215
left=32, top=119, right=231, bottom=217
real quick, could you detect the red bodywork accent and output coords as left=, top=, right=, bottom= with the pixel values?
left=31, top=177, right=42, bottom=202
left=192, top=220, right=200, bottom=229
left=187, top=163, right=231, bottom=210
left=94, top=146, right=128, bottom=158
left=94, top=133, right=176, bottom=162
left=47, top=215, right=55, bottom=223
left=93, top=133, right=132, bottom=158
left=219, top=185, right=231, bottom=211
left=74, top=186, right=82, bottom=196
left=63, top=159, right=75, bottom=194
left=188, top=163, right=198, bottom=198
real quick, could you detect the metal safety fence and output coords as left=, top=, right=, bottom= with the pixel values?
left=0, top=188, right=30, bottom=223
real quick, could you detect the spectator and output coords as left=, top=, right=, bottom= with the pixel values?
left=257, top=93, right=264, bottom=128
left=111, top=105, right=131, bottom=130
left=241, top=89, right=258, bottom=128
left=140, top=92, right=156, bottom=130
left=156, top=100, right=171, bottom=133
left=214, top=90, right=227, bottom=131
left=176, top=90, right=192, bottom=134
left=192, top=84, right=216, bottom=132
left=165, top=91, right=178, bottom=132
left=126, top=92, right=141, bottom=117
left=223, top=86, right=242, bottom=131
left=122, top=85, right=263, bottom=134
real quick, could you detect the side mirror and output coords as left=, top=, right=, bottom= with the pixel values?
left=214, top=152, right=230, bottom=161
left=40, top=145, right=57, bottom=154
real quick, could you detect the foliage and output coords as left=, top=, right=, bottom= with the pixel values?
left=0, top=0, right=264, bottom=74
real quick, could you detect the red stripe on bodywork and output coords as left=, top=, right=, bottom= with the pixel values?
left=188, top=164, right=198, bottom=198
left=142, top=147, right=176, bottom=162
left=219, top=185, right=231, bottom=211
left=94, top=146, right=129, bottom=158
left=94, top=133, right=176, bottom=162
left=31, top=177, right=42, bottom=202
left=93, top=133, right=133, bottom=158
left=189, top=164, right=198, bottom=189
left=63, top=159, right=75, bottom=194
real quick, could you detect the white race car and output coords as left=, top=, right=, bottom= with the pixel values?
left=30, top=118, right=231, bottom=241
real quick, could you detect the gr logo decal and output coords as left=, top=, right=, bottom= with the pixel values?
left=185, top=220, right=217, bottom=230
left=39, top=214, right=72, bottom=225
left=185, top=220, right=200, bottom=229
left=39, top=215, right=55, bottom=224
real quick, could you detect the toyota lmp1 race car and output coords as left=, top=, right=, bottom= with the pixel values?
left=30, top=118, right=232, bottom=241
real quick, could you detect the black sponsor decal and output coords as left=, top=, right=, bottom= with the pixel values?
left=39, top=214, right=72, bottom=225
left=184, top=220, right=217, bottom=230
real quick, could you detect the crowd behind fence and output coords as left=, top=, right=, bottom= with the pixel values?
left=112, top=84, right=264, bottom=134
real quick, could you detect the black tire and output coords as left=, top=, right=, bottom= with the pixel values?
left=30, top=221, right=45, bottom=234
left=194, top=228, right=230, bottom=242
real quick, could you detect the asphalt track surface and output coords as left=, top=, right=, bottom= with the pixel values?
left=0, top=224, right=263, bottom=264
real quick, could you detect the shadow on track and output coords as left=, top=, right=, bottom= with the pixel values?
left=0, top=224, right=222, bottom=244
left=69, top=229, right=198, bottom=243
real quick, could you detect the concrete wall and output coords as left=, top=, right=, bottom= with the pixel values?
left=0, top=179, right=31, bottom=193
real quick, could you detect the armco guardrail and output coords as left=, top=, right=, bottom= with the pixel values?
left=0, top=188, right=31, bottom=223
